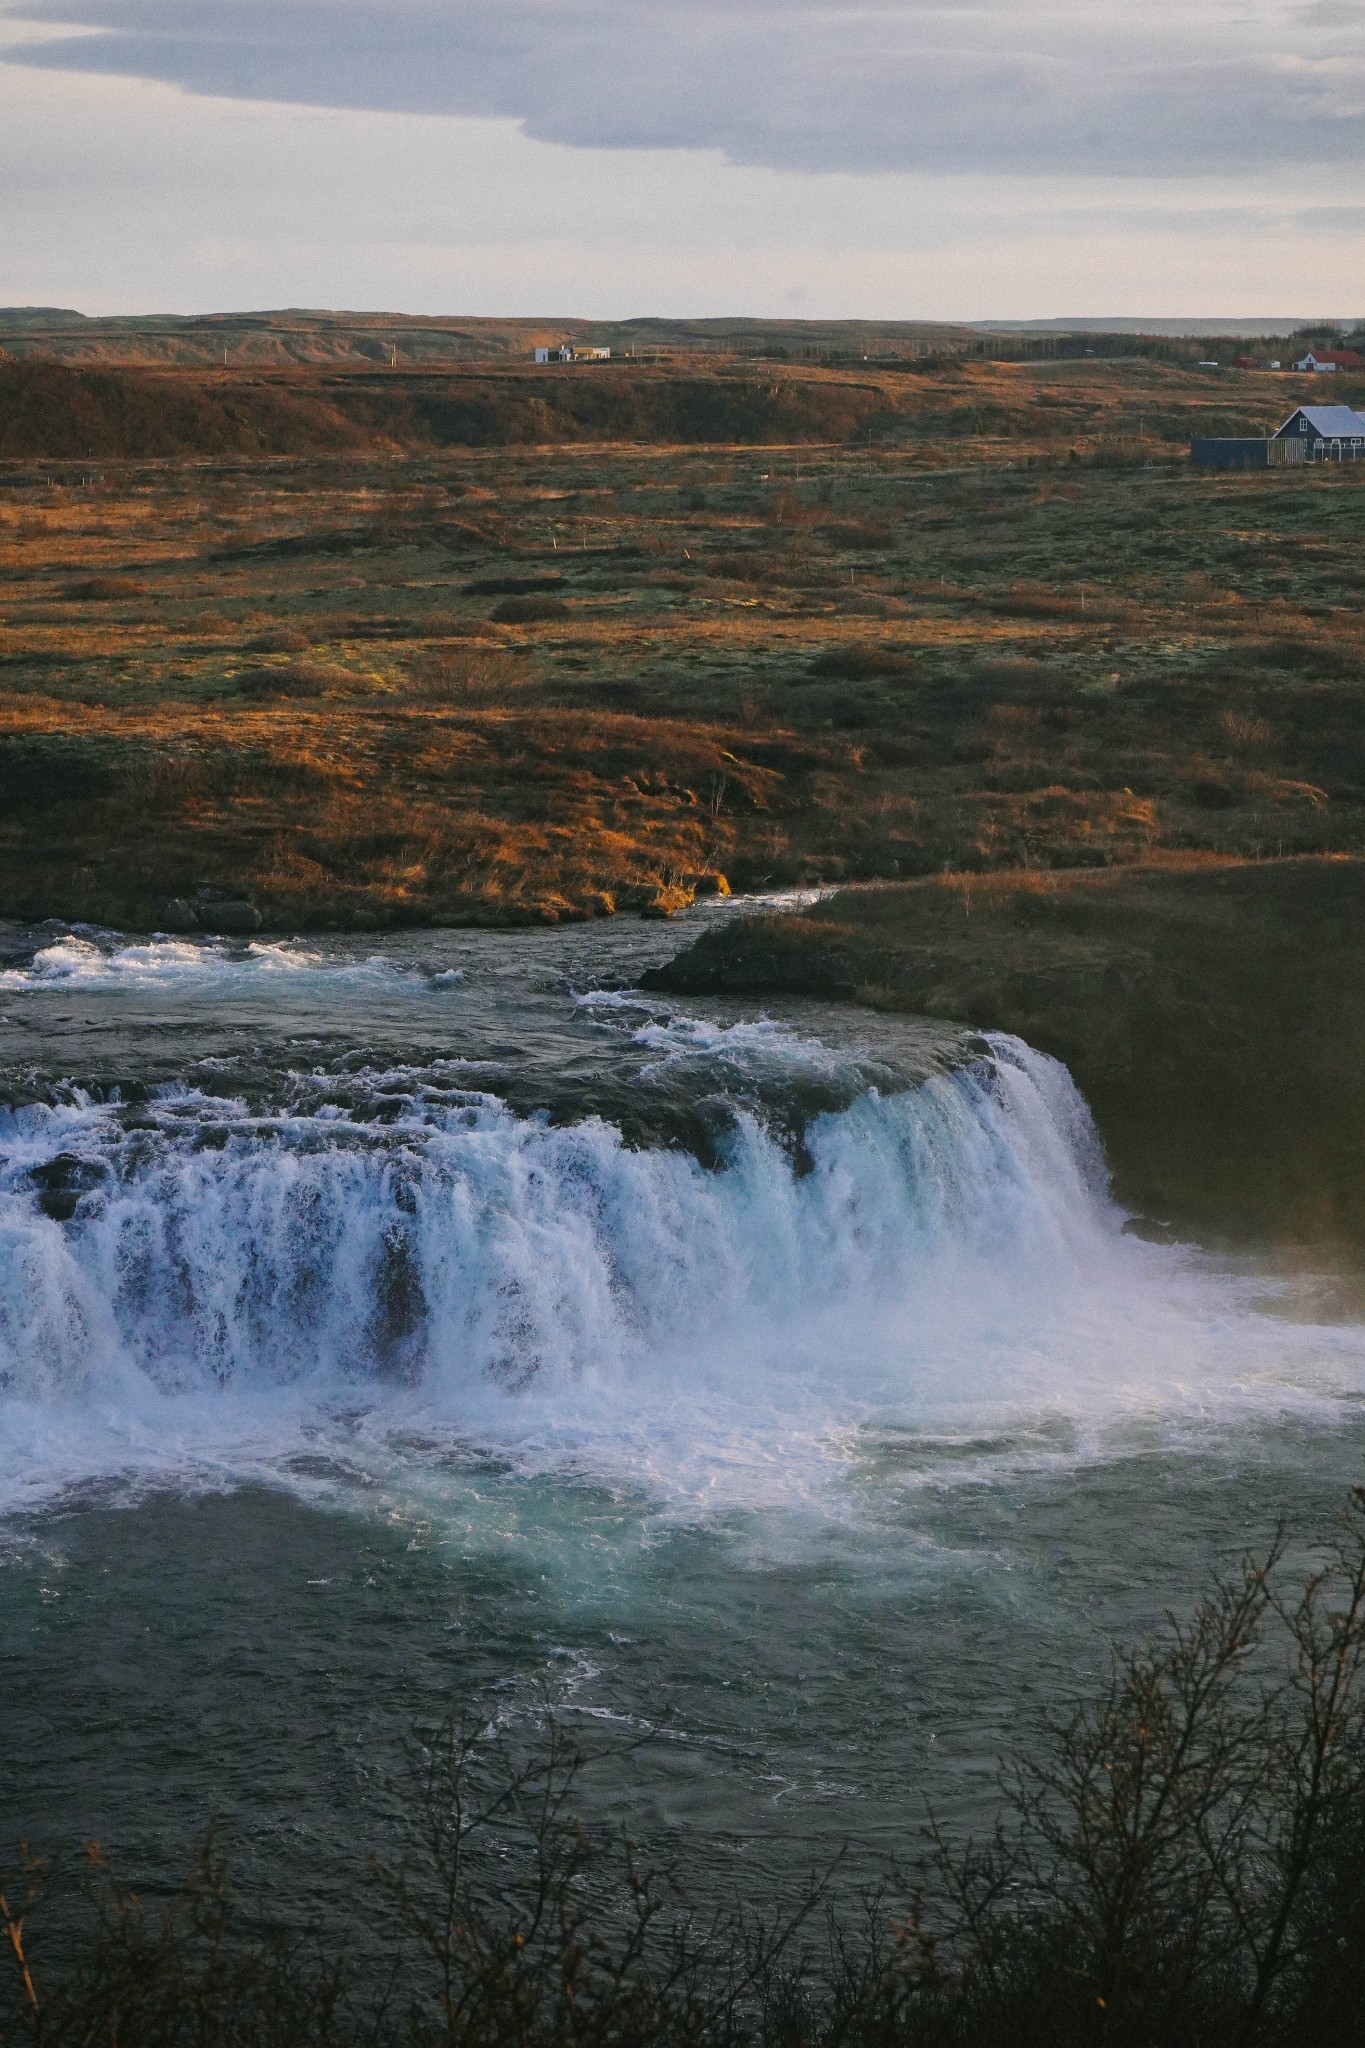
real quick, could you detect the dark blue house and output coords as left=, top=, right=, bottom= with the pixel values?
left=1272, top=405, right=1365, bottom=460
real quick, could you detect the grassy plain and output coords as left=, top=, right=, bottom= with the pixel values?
left=0, top=351, right=1363, bottom=930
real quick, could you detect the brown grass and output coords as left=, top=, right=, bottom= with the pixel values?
left=0, top=351, right=1362, bottom=928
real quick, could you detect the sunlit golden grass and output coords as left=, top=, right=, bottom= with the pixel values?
left=1, top=353, right=1363, bottom=927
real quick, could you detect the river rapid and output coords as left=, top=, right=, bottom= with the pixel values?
left=3, top=902, right=1364, bottom=1918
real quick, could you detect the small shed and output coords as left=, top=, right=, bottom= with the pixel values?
left=1190, top=437, right=1268, bottom=470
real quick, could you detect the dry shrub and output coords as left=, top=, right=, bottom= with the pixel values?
left=807, top=690, right=881, bottom=730
left=1185, top=774, right=1242, bottom=810
left=1084, top=435, right=1153, bottom=467
left=116, top=746, right=344, bottom=809
left=816, top=517, right=893, bottom=547
left=69, top=575, right=147, bottom=601
left=1221, top=706, right=1273, bottom=747
left=560, top=487, right=617, bottom=511
left=245, top=629, right=311, bottom=654
left=808, top=645, right=917, bottom=682
left=490, top=594, right=570, bottom=624
left=119, top=752, right=234, bottom=806
left=990, top=702, right=1043, bottom=735
left=406, top=646, right=531, bottom=705
left=0, top=737, right=114, bottom=808
left=233, top=663, right=360, bottom=701
left=988, top=583, right=1083, bottom=620
left=1250, top=635, right=1363, bottom=680
left=707, top=550, right=774, bottom=586
left=464, top=574, right=566, bottom=597
left=766, top=489, right=819, bottom=528
left=970, top=658, right=1057, bottom=697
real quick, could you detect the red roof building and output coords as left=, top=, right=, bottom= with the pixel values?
left=1293, top=348, right=1365, bottom=373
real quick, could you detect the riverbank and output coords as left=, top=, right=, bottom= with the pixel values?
left=648, top=855, right=1365, bottom=1248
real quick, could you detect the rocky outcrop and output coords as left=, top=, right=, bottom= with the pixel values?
left=158, top=887, right=263, bottom=934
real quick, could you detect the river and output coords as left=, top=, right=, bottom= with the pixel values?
left=3, top=902, right=1364, bottom=1923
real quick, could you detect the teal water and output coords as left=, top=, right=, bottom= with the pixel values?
left=3, top=908, right=1364, bottom=1921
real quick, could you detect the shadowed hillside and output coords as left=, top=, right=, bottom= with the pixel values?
left=4, top=348, right=1345, bottom=460
left=0, top=359, right=913, bottom=459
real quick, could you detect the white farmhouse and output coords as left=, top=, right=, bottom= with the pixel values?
left=1292, top=348, right=1364, bottom=374
left=534, top=343, right=611, bottom=363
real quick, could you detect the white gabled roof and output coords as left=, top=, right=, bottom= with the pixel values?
left=1278, top=405, right=1365, bottom=437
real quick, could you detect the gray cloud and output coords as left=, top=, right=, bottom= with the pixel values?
left=5, top=0, right=1365, bottom=176
left=1296, top=1, right=1365, bottom=24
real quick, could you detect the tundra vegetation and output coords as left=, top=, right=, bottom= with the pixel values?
left=6, top=1487, right=1365, bottom=2047
left=1, top=346, right=1363, bottom=930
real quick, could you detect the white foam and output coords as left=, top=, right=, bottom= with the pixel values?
left=576, top=991, right=862, bottom=1082
left=2, top=1036, right=1362, bottom=1522
left=0, top=935, right=405, bottom=992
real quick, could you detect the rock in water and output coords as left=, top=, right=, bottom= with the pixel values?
left=193, top=885, right=262, bottom=933
left=158, top=897, right=199, bottom=932
left=210, top=900, right=263, bottom=933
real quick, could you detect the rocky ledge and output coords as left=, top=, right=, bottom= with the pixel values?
left=648, top=856, right=1365, bottom=1251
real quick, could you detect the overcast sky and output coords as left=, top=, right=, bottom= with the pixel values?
left=2, top=0, right=1364, bottom=318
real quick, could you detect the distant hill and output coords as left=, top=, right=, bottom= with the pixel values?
left=0, top=360, right=372, bottom=458
left=0, top=307, right=1345, bottom=374
left=977, top=316, right=1364, bottom=337
left=0, top=308, right=978, bottom=370
left=0, top=356, right=898, bottom=458
left=0, top=307, right=92, bottom=330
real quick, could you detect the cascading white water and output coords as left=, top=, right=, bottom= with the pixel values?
left=2, top=1025, right=1360, bottom=1519
left=0, top=1037, right=1085, bottom=1392
left=8, top=927, right=1365, bottom=1926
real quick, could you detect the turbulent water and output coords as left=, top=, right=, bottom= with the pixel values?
left=4, top=905, right=1365, bottom=1910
